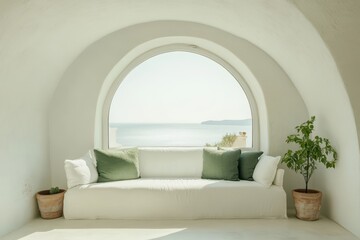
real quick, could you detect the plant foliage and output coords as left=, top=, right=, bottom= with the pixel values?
left=205, top=133, right=237, bottom=147
left=49, top=187, right=60, bottom=194
left=282, top=116, right=337, bottom=193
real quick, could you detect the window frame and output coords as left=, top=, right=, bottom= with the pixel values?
left=102, top=44, right=259, bottom=150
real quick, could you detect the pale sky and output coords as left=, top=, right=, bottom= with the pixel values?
left=109, top=51, right=252, bottom=123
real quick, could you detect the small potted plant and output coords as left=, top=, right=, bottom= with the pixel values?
left=36, top=187, right=66, bottom=219
left=282, top=116, right=337, bottom=221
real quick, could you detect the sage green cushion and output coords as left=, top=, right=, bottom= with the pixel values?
left=94, top=148, right=140, bottom=182
left=238, top=151, right=263, bottom=181
left=202, top=148, right=241, bottom=181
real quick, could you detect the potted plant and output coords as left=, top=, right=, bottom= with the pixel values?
left=36, top=187, right=66, bottom=219
left=282, top=116, right=337, bottom=221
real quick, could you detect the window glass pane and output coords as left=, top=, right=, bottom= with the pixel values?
left=109, top=51, right=252, bottom=148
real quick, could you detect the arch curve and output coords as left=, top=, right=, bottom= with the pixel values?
left=99, top=42, right=261, bottom=150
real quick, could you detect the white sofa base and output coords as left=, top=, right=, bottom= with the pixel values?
left=64, top=176, right=287, bottom=220
left=64, top=148, right=287, bottom=220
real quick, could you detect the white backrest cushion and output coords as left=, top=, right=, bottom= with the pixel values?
left=253, top=155, right=281, bottom=187
left=139, top=148, right=203, bottom=178
left=64, top=151, right=98, bottom=188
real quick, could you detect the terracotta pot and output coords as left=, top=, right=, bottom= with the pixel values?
left=292, top=189, right=322, bottom=221
left=36, top=189, right=65, bottom=219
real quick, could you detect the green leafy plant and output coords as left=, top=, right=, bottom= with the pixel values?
left=282, top=116, right=337, bottom=193
left=49, top=187, right=60, bottom=194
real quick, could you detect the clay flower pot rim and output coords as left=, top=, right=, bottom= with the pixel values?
left=293, top=189, right=321, bottom=194
left=37, top=189, right=66, bottom=195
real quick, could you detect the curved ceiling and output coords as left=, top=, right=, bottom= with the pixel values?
left=0, top=1, right=356, bottom=133
left=0, top=1, right=354, bottom=116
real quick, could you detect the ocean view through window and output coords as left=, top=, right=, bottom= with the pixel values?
left=109, top=51, right=252, bottom=148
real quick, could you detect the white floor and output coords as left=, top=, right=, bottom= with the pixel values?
left=2, top=214, right=359, bottom=240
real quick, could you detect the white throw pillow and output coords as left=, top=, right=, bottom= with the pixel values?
left=253, top=155, right=281, bottom=187
left=83, top=150, right=98, bottom=183
left=64, top=151, right=98, bottom=188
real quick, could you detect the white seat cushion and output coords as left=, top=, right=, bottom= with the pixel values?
left=64, top=178, right=287, bottom=219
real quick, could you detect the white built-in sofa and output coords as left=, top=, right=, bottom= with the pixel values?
left=64, top=148, right=287, bottom=219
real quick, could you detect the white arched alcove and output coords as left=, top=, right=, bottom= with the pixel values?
left=50, top=20, right=307, bottom=212
left=97, top=40, right=263, bottom=151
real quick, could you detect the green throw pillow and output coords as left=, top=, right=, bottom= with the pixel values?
left=238, top=151, right=263, bottom=181
left=202, top=148, right=241, bottom=181
left=94, top=148, right=140, bottom=182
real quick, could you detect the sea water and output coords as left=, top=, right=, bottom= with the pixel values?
left=109, top=123, right=252, bottom=147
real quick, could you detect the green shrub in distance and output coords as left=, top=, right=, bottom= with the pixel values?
left=206, top=133, right=237, bottom=147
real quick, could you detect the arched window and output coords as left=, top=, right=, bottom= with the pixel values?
left=108, top=51, right=253, bottom=148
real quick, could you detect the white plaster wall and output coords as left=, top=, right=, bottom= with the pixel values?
left=0, top=4, right=52, bottom=237
left=0, top=0, right=359, bottom=238
left=250, top=1, right=360, bottom=236
left=292, top=0, right=360, bottom=236
left=0, top=107, right=50, bottom=237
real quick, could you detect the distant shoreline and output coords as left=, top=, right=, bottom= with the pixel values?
left=108, top=122, right=252, bottom=147
left=201, top=119, right=252, bottom=125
